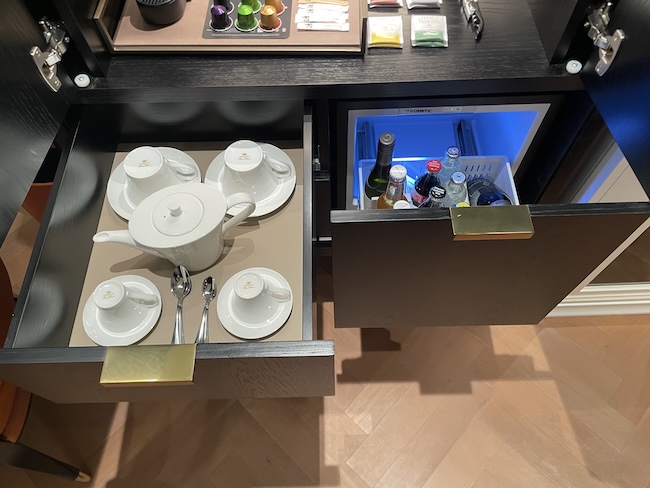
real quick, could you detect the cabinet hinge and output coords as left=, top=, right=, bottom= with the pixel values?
left=30, top=18, right=69, bottom=92
left=584, top=1, right=625, bottom=76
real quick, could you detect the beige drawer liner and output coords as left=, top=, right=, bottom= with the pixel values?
left=69, top=144, right=304, bottom=346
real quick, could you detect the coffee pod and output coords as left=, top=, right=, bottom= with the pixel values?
left=210, top=4, right=230, bottom=29
left=236, top=4, right=257, bottom=30
left=264, top=0, right=284, bottom=14
left=241, top=0, right=261, bottom=13
left=214, top=0, right=233, bottom=12
left=259, top=5, right=280, bottom=30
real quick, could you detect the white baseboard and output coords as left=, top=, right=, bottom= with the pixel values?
left=549, top=282, right=650, bottom=317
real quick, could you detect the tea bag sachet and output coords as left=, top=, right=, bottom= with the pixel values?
left=411, top=15, right=448, bottom=47
left=367, top=16, right=404, bottom=48
left=295, top=1, right=350, bottom=30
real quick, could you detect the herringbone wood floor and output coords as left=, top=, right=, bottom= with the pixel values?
left=3, top=212, right=650, bottom=487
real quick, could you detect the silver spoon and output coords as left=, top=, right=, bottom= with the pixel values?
left=195, top=276, right=216, bottom=344
left=171, top=265, right=191, bottom=344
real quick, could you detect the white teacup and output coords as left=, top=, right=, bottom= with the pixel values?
left=123, top=146, right=198, bottom=207
left=232, top=272, right=291, bottom=325
left=92, top=279, right=159, bottom=332
left=222, top=140, right=293, bottom=202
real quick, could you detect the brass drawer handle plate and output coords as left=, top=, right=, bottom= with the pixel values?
left=100, top=344, right=196, bottom=386
left=450, top=205, right=534, bottom=241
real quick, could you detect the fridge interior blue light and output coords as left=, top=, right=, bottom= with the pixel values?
left=345, top=103, right=551, bottom=209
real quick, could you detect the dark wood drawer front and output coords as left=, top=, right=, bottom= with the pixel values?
left=331, top=204, right=650, bottom=328
left=0, top=342, right=334, bottom=403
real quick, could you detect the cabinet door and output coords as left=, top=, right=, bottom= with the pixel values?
left=331, top=204, right=650, bottom=328
left=0, top=0, right=73, bottom=243
left=579, top=0, right=650, bottom=195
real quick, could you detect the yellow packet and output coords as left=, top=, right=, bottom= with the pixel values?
left=367, top=16, right=404, bottom=48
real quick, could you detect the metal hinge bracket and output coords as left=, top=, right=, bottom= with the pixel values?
left=30, top=18, right=69, bottom=92
left=584, top=1, right=625, bottom=76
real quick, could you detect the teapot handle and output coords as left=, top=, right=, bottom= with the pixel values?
left=223, top=192, right=256, bottom=233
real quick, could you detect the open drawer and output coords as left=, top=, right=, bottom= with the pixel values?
left=0, top=104, right=335, bottom=403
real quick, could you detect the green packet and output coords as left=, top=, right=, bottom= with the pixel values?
left=411, top=15, right=448, bottom=47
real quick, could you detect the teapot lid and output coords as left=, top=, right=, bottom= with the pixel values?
left=129, top=183, right=225, bottom=248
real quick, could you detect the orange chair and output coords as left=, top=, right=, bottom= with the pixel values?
left=22, top=182, right=52, bottom=223
left=0, top=257, right=90, bottom=482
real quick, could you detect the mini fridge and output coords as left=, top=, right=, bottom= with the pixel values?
left=328, top=97, right=650, bottom=329
left=344, top=102, right=550, bottom=210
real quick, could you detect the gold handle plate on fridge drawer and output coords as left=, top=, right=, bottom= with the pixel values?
left=450, top=205, right=534, bottom=241
left=100, top=344, right=196, bottom=387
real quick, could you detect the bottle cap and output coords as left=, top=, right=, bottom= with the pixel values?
left=451, top=171, right=466, bottom=184
left=379, top=132, right=395, bottom=146
left=393, top=200, right=411, bottom=209
left=429, top=185, right=446, bottom=199
left=426, top=159, right=442, bottom=173
left=389, top=164, right=407, bottom=181
left=456, top=202, right=470, bottom=207
left=447, top=146, right=460, bottom=158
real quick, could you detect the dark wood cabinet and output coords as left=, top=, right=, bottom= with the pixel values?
left=2, top=0, right=650, bottom=402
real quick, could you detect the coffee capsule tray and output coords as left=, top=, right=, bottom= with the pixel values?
left=202, top=0, right=291, bottom=39
left=107, top=0, right=362, bottom=53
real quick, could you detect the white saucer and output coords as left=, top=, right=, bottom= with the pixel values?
left=107, top=147, right=201, bottom=220
left=83, top=275, right=162, bottom=346
left=205, top=143, right=296, bottom=218
left=217, top=267, right=293, bottom=340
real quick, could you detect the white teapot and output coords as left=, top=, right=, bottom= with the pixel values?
left=93, top=183, right=255, bottom=271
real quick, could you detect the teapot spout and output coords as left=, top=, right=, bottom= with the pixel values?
left=93, top=230, right=166, bottom=259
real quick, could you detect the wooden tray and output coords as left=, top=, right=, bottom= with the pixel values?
left=105, top=0, right=362, bottom=53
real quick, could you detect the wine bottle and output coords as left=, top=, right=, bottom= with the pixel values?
left=364, top=132, right=396, bottom=202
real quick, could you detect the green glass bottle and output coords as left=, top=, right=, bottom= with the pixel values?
left=364, top=132, right=395, bottom=203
